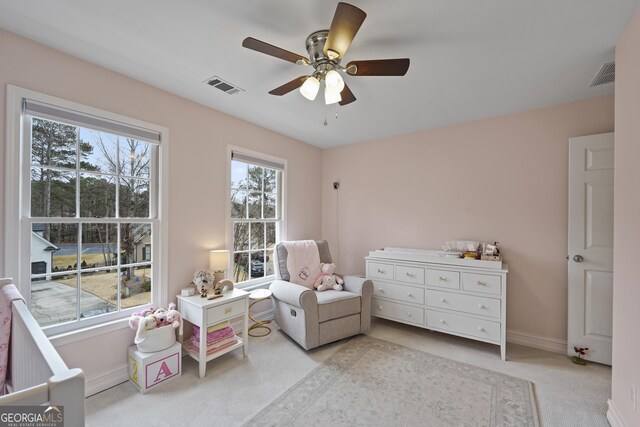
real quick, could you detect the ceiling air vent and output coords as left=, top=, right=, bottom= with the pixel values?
left=590, top=62, right=615, bottom=87
left=204, top=75, right=245, bottom=95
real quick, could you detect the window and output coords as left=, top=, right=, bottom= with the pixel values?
left=230, top=150, right=285, bottom=286
left=5, top=86, right=168, bottom=335
left=143, top=244, right=152, bottom=262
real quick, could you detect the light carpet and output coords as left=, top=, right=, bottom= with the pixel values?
left=246, top=335, right=539, bottom=426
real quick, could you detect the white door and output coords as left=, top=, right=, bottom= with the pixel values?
left=568, top=132, right=614, bottom=365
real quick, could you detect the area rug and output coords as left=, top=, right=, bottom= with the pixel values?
left=246, top=335, right=539, bottom=427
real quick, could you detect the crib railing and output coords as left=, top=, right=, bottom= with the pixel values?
left=0, top=278, right=85, bottom=426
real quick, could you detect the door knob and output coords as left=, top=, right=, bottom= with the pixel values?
left=573, top=255, right=584, bottom=263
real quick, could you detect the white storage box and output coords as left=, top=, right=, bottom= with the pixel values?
left=128, top=342, right=181, bottom=393
left=136, top=325, right=176, bottom=353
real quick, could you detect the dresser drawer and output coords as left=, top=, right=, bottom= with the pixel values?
left=207, top=299, right=245, bottom=323
left=426, top=290, right=501, bottom=319
left=462, top=273, right=502, bottom=295
left=395, top=265, right=425, bottom=285
left=368, top=262, right=394, bottom=281
left=373, top=298, right=424, bottom=325
left=427, top=310, right=501, bottom=342
left=426, top=269, right=460, bottom=289
left=373, top=281, right=425, bottom=305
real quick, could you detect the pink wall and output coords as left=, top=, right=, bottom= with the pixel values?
left=322, top=95, right=614, bottom=343
left=611, top=9, right=640, bottom=426
left=0, top=29, right=322, bottom=387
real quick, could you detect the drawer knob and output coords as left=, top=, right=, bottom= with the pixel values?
left=377, top=305, right=382, bottom=310
left=377, top=268, right=385, bottom=274
left=406, top=272, right=414, bottom=277
left=478, top=304, right=485, bottom=309
left=225, top=307, right=232, bottom=314
left=379, top=288, right=385, bottom=293
left=477, top=281, right=487, bottom=286
left=407, top=293, right=413, bottom=297
left=407, top=313, right=413, bottom=317
left=440, top=298, right=446, bottom=303
left=478, top=326, right=485, bottom=332
left=439, top=276, right=447, bottom=281
left=440, top=319, right=446, bottom=324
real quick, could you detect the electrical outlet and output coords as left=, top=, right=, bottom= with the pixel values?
left=630, top=383, right=637, bottom=412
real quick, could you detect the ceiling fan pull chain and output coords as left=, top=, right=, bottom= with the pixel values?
left=335, top=104, right=339, bottom=120
left=324, top=109, right=328, bottom=126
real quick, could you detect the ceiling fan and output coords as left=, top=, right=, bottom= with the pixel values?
left=242, top=2, right=410, bottom=106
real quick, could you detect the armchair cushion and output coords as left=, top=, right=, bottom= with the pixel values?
left=316, top=291, right=361, bottom=322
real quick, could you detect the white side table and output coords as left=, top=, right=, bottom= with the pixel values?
left=248, top=288, right=272, bottom=337
left=177, top=288, right=249, bottom=378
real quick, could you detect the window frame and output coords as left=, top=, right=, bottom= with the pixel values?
left=226, top=146, right=286, bottom=289
left=4, top=85, right=170, bottom=336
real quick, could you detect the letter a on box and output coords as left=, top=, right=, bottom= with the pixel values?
left=154, top=361, right=173, bottom=382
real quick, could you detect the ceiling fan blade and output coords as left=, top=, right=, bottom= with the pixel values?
left=268, top=76, right=308, bottom=96
left=346, top=59, right=410, bottom=76
left=339, top=84, right=356, bottom=106
left=242, top=37, right=309, bottom=65
left=324, top=2, right=367, bottom=60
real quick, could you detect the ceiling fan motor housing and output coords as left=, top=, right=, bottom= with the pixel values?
left=306, top=30, right=337, bottom=67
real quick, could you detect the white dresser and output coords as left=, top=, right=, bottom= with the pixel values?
left=366, top=250, right=508, bottom=360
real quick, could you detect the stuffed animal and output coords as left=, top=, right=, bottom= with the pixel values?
left=134, top=316, right=158, bottom=344
left=128, top=315, right=143, bottom=331
left=313, top=263, right=344, bottom=292
left=166, top=308, right=183, bottom=336
left=154, top=312, right=168, bottom=327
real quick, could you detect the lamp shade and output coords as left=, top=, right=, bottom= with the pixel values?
left=299, top=76, right=320, bottom=100
left=325, top=70, right=345, bottom=92
left=209, top=250, right=229, bottom=272
left=324, top=86, right=342, bottom=105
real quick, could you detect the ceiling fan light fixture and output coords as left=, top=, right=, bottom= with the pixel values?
left=327, top=49, right=340, bottom=60
left=299, top=76, right=320, bottom=100
left=325, top=69, right=345, bottom=92
left=324, top=86, right=342, bottom=105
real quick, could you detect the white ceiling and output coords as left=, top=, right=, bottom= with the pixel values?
left=0, top=1, right=638, bottom=148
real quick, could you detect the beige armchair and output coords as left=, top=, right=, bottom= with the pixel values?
left=269, top=240, right=373, bottom=350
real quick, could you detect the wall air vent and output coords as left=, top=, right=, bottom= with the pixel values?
left=590, top=62, right=615, bottom=87
left=204, top=75, right=245, bottom=95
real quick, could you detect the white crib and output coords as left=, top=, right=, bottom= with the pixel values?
left=0, top=278, right=85, bottom=426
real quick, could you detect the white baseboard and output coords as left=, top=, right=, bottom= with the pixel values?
left=85, top=365, right=128, bottom=397
left=607, top=399, right=626, bottom=427
left=506, top=329, right=567, bottom=354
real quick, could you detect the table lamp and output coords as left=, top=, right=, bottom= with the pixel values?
left=209, top=250, right=230, bottom=284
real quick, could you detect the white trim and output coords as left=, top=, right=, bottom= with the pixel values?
left=607, top=399, right=626, bottom=427
left=4, top=84, right=170, bottom=334
left=226, top=145, right=288, bottom=284
left=241, top=280, right=273, bottom=292
left=506, top=329, right=567, bottom=354
left=49, top=317, right=130, bottom=347
left=84, top=365, right=129, bottom=397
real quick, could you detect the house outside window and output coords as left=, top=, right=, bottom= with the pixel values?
left=229, top=149, right=285, bottom=286
left=4, top=86, right=168, bottom=335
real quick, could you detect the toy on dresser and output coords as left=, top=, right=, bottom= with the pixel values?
left=129, top=303, right=182, bottom=352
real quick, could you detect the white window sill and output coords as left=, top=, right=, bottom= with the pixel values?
left=236, top=276, right=275, bottom=291
left=49, top=317, right=132, bottom=347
